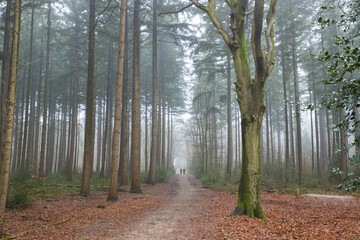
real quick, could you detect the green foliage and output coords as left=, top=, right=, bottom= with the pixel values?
left=333, top=168, right=360, bottom=192
left=318, top=0, right=360, bottom=191
left=6, top=186, right=32, bottom=209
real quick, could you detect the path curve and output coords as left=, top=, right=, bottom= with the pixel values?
left=113, top=174, right=203, bottom=240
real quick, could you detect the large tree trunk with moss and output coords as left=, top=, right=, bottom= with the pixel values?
left=234, top=112, right=266, bottom=219
left=81, top=0, right=96, bottom=197
left=0, top=0, right=22, bottom=236
left=191, top=0, right=277, bottom=219
left=107, top=0, right=127, bottom=201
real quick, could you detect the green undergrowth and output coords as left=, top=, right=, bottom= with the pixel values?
left=140, top=166, right=176, bottom=184
left=199, top=171, right=238, bottom=193
left=198, top=170, right=357, bottom=196
left=7, top=172, right=111, bottom=208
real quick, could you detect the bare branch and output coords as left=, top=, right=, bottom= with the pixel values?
left=158, top=3, right=194, bottom=16
left=245, top=8, right=254, bottom=16
left=190, top=0, right=231, bottom=45
left=189, top=0, right=207, bottom=11
left=224, top=0, right=231, bottom=7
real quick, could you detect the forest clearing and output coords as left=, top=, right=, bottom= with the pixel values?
left=0, top=0, right=359, bottom=239
left=2, top=174, right=360, bottom=239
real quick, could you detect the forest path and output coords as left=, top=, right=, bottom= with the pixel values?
left=112, top=174, right=205, bottom=240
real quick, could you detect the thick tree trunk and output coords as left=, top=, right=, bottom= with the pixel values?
left=81, top=0, right=96, bottom=197
left=130, top=0, right=142, bottom=194
left=192, top=0, right=276, bottom=219
left=107, top=0, right=127, bottom=201
left=0, top=0, right=12, bottom=167
left=0, top=0, right=22, bottom=235
left=233, top=115, right=266, bottom=219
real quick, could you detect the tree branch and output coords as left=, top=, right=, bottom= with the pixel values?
left=158, top=3, right=194, bottom=16
left=251, top=0, right=265, bottom=84
left=224, top=0, right=231, bottom=7
left=245, top=8, right=255, bottom=15
left=190, top=0, right=231, bottom=45
left=264, top=0, right=277, bottom=79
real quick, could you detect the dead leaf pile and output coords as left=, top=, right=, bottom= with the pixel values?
left=3, top=179, right=360, bottom=240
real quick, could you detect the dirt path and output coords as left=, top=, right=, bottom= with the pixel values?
left=113, top=174, right=206, bottom=240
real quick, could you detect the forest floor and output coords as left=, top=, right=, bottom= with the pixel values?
left=3, top=174, right=360, bottom=239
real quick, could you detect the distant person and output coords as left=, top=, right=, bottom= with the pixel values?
left=180, top=168, right=183, bottom=175
left=183, top=168, right=186, bottom=174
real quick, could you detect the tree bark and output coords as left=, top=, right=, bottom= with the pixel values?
left=39, top=2, right=51, bottom=178
left=281, top=47, right=290, bottom=181
left=0, top=0, right=22, bottom=235
left=107, top=0, right=127, bottom=201
left=81, top=0, right=96, bottom=197
left=130, top=0, right=142, bottom=194
left=148, top=0, right=158, bottom=184
left=19, top=8, right=35, bottom=179
left=67, top=9, right=80, bottom=181
left=192, top=0, right=277, bottom=219
left=119, top=13, right=129, bottom=186
left=0, top=0, right=12, bottom=169
left=226, top=54, right=233, bottom=177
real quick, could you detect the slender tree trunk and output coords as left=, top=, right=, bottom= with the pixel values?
left=19, top=8, right=35, bottom=179
left=0, top=0, right=22, bottom=235
left=148, top=0, right=158, bottom=184
left=281, top=47, right=290, bottom=181
left=321, top=31, right=332, bottom=168
left=144, top=96, right=149, bottom=171
left=226, top=54, right=233, bottom=177
left=39, top=2, right=51, bottom=178
left=161, top=97, right=166, bottom=168
left=269, top=100, right=274, bottom=165
left=34, top=38, right=44, bottom=176
left=81, top=0, right=96, bottom=197
left=17, top=74, right=25, bottom=174
left=339, top=109, right=347, bottom=175
left=67, top=12, right=79, bottom=181
left=100, top=40, right=113, bottom=178
left=96, top=99, right=102, bottom=173
left=309, top=83, right=315, bottom=174
left=119, top=13, right=129, bottom=186
left=355, top=107, right=360, bottom=158
left=130, top=0, right=142, bottom=193
left=313, top=78, right=321, bottom=178
left=107, top=0, right=127, bottom=201
left=292, top=35, right=303, bottom=187
left=0, top=0, right=12, bottom=169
